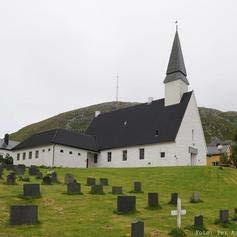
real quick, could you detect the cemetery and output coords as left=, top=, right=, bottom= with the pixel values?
left=1, top=166, right=237, bottom=236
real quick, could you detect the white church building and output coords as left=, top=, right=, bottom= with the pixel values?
left=13, top=30, right=207, bottom=168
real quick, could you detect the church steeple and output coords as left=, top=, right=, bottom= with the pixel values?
left=164, top=28, right=190, bottom=106
left=164, top=30, right=189, bottom=85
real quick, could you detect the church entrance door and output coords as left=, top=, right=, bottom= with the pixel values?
left=190, top=153, right=196, bottom=166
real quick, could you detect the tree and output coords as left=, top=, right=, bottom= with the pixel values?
left=4, top=154, right=13, bottom=164
left=0, top=154, right=13, bottom=165
left=220, top=153, right=229, bottom=165
left=230, top=144, right=237, bottom=167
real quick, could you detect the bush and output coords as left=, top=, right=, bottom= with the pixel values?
left=169, top=228, right=186, bottom=237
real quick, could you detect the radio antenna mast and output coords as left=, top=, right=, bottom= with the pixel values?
left=116, top=74, right=119, bottom=108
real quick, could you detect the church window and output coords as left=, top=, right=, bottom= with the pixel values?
left=122, top=150, right=127, bottom=161
left=23, top=152, right=26, bottom=160
left=42, top=149, right=45, bottom=152
left=192, top=129, right=194, bottom=141
left=60, top=149, right=64, bottom=153
left=78, top=153, right=81, bottom=156
left=35, top=150, right=39, bottom=158
left=29, top=151, right=32, bottom=159
left=48, top=148, right=51, bottom=152
left=155, top=130, right=159, bottom=136
left=69, top=151, right=73, bottom=155
left=107, top=152, right=112, bottom=162
left=160, top=152, right=165, bottom=158
left=17, top=153, right=20, bottom=160
left=139, top=148, right=145, bottom=160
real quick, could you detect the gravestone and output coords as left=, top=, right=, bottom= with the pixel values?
left=0, top=166, right=3, bottom=179
left=133, top=182, right=142, bottom=193
left=50, top=171, right=58, bottom=183
left=7, top=172, right=16, bottom=185
left=148, top=193, right=159, bottom=208
left=67, top=182, right=81, bottom=195
left=36, top=172, right=43, bottom=179
left=42, top=175, right=52, bottom=185
left=170, top=193, right=178, bottom=205
left=90, top=184, right=104, bottom=194
left=64, top=173, right=75, bottom=184
left=87, top=177, right=96, bottom=186
left=29, top=166, right=39, bottom=176
left=23, top=184, right=41, bottom=198
left=171, top=198, right=186, bottom=229
left=6, top=164, right=14, bottom=171
left=131, top=220, right=144, bottom=237
left=112, top=186, right=123, bottom=195
left=15, top=165, right=25, bottom=176
left=10, top=205, right=38, bottom=225
left=117, top=196, right=136, bottom=213
left=100, top=178, right=109, bottom=186
left=191, top=192, right=200, bottom=202
left=219, top=210, right=229, bottom=223
left=194, top=215, right=203, bottom=227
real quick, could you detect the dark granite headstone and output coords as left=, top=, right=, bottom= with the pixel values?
left=131, top=220, right=144, bottom=237
left=134, top=182, right=142, bottom=193
left=50, top=172, right=58, bottom=183
left=36, top=172, right=43, bottom=179
left=90, top=184, right=104, bottom=194
left=0, top=166, right=3, bottom=179
left=87, top=177, right=96, bottom=186
left=148, top=193, right=159, bottom=208
left=64, top=173, right=75, bottom=184
left=194, top=215, right=203, bottom=227
left=220, top=210, right=229, bottom=223
left=6, top=164, right=14, bottom=171
left=67, top=182, right=81, bottom=194
left=112, top=186, right=123, bottom=195
left=23, top=184, right=41, bottom=197
left=10, top=205, right=38, bottom=225
left=7, top=172, right=16, bottom=185
left=15, top=165, right=25, bottom=175
left=29, top=166, right=39, bottom=176
left=117, top=196, right=136, bottom=213
left=42, top=175, right=52, bottom=185
left=100, top=178, right=109, bottom=186
left=170, top=193, right=178, bottom=205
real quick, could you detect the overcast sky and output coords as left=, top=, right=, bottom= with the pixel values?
left=0, top=0, right=237, bottom=138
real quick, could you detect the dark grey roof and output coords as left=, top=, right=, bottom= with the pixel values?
left=0, top=139, right=19, bottom=151
left=13, top=129, right=98, bottom=152
left=164, top=31, right=189, bottom=85
left=86, top=91, right=193, bottom=150
left=207, top=145, right=230, bottom=156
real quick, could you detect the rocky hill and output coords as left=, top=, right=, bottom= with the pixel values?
left=10, top=101, right=237, bottom=144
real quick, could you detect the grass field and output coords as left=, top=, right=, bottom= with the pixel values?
left=1, top=166, right=237, bottom=237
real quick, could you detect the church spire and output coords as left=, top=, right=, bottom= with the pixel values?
left=164, top=28, right=189, bottom=85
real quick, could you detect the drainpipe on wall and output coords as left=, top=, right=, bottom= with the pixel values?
left=52, top=144, right=56, bottom=167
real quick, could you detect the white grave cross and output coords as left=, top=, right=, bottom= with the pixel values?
left=171, top=198, right=186, bottom=228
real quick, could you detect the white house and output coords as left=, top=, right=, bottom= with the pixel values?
left=13, top=29, right=207, bottom=168
left=0, top=134, right=19, bottom=158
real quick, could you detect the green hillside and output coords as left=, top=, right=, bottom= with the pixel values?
left=10, top=102, right=237, bottom=144
left=1, top=166, right=237, bottom=236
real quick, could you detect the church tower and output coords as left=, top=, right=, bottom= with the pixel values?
left=164, top=29, right=189, bottom=106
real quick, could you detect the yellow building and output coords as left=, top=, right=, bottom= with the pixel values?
left=207, top=144, right=231, bottom=166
